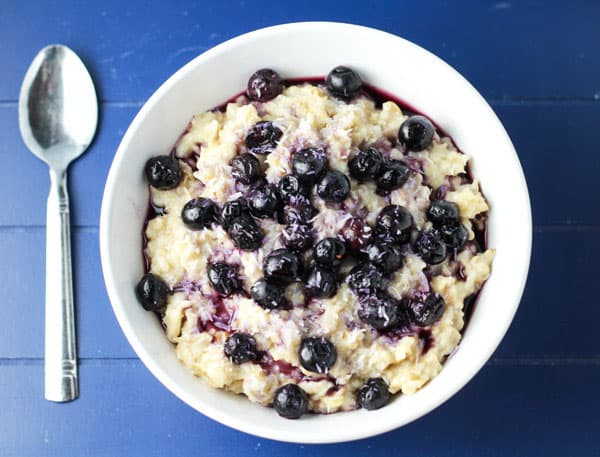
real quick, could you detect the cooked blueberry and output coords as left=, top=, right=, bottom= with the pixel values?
left=299, top=337, right=337, bottom=373
left=305, top=266, right=338, bottom=298
left=374, top=205, right=413, bottom=244
left=245, top=121, right=283, bottom=155
left=264, top=249, right=301, bottom=284
left=415, top=231, right=447, bottom=265
left=144, top=155, right=181, bottom=190
left=251, top=279, right=290, bottom=310
left=247, top=68, right=283, bottom=102
left=278, top=174, right=307, bottom=203
left=224, top=333, right=259, bottom=364
left=439, top=222, right=468, bottom=249
left=407, top=293, right=446, bottom=327
left=281, top=224, right=314, bottom=252
left=207, top=263, right=240, bottom=296
left=398, top=115, right=435, bottom=151
left=181, top=197, right=217, bottom=230
left=228, top=217, right=264, bottom=251
left=365, top=242, right=403, bottom=273
left=248, top=184, right=281, bottom=218
left=135, top=274, right=169, bottom=311
left=292, top=148, right=327, bottom=183
left=326, top=66, right=363, bottom=100
left=357, top=378, right=391, bottom=410
left=317, top=171, right=351, bottom=203
left=314, top=237, right=347, bottom=268
left=349, top=147, right=383, bottom=181
left=281, top=195, right=316, bottom=225
left=341, top=217, right=372, bottom=252
left=427, top=200, right=460, bottom=226
left=358, top=294, right=402, bottom=330
left=377, top=160, right=410, bottom=192
left=220, top=200, right=250, bottom=229
left=273, top=384, right=309, bottom=419
left=347, top=263, right=383, bottom=297
left=231, top=153, right=261, bottom=184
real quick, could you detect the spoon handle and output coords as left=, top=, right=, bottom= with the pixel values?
left=45, top=167, right=78, bottom=402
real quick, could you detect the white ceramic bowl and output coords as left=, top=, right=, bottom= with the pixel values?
left=100, top=22, right=531, bottom=443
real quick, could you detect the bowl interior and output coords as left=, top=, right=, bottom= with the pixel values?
left=100, top=22, right=531, bottom=443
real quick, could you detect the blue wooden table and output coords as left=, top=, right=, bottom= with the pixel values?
left=2, top=1, right=599, bottom=455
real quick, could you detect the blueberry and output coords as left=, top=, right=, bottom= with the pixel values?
left=407, top=293, right=446, bottom=327
left=398, top=115, right=435, bottom=151
left=358, top=294, right=402, bottom=330
left=231, top=153, right=261, bottom=185
left=365, top=242, right=403, bottom=273
left=357, top=378, right=391, bottom=410
left=305, top=266, right=338, bottom=298
left=251, top=279, right=290, bottom=310
left=326, top=66, right=363, bottom=100
left=220, top=200, right=250, bottom=229
left=281, top=195, right=316, bottom=225
left=135, top=274, right=169, bottom=311
left=273, top=384, right=309, bottom=419
left=415, top=231, right=447, bottom=265
left=248, top=184, right=281, bottom=218
left=299, top=337, right=337, bottom=373
left=346, top=263, right=383, bottom=297
left=207, top=263, right=240, bottom=296
left=181, top=198, right=217, bottom=230
left=228, top=216, right=263, bottom=251
left=314, top=237, right=347, bottom=268
left=377, top=160, right=410, bottom=192
left=292, top=148, right=327, bottom=183
left=341, top=217, right=372, bottom=252
left=264, top=249, right=301, bottom=284
left=281, top=224, right=314, bottom=252
left=317, top=171, right=351, bottom=203
left=224, top=333, right=259, bottom=364
left=439, top=222, right=468, bottom=249
left=144, top=155, right=181, bottom=190
left=427, top=200, right=460, bottom=226
left=349, top=147, right=383, bottom=181
left=247, top=68, right=283, bottom=102
left=245, top=121, right=283, bottom=155
left=278, top=174, right=307, bottom=203
left=374, top=205, right=413, bottom=244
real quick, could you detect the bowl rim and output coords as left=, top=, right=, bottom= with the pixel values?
left=99, top=21, right=532, bottom=443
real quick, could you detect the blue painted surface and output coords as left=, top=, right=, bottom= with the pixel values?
left=1, top=0, right=599, bottom=455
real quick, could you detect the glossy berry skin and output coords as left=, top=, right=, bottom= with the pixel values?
left=314, top=237, right=347, bottom=268
left=398, top=115, right=435, bottom=151
left=374, top=205, right=413, bottom=244
left=376, top=159, right=410, bottom=192
left=415, top=231, right=447, bottom=265
left=365, top=242, right=403, bottom=273
left=224, top=333, right=260, bottom=364
left=135, top=274, right=169, bottom=311
left=207, top=263, right=240, bottom=296
left=263, top=249, right=301, bottom=284
left=292, top=148, right=327, bottom=183
left=346, top=263, right=383, bottom=297
left=349, top=147, right=383, bottom=181
left=341, top=217, right=372, bottom=252
left=357, top=378, right=391, bottom=410
left=145, top=155, right=181, bottom=190
left=251, top=279, right=290, bottom=310
left=248, top=184, right=281, bottom=218
left=427, top=200, right=460, bottom=226
left=181, top=198, right=217, bottom=230
left=358, top=294, right=402, bottom=331
left=247, top=68, right=283, bottom=102
left=245, top=121, right=283, bottom=155
left=299, top=337, right=337, bottom=373
left=326, top=66, right=363, bottom=100
left=273, top=384, right=309, bottom=419
left=281, top=195, right=316, bottom=225
left=281, top=224, right=314, bottom=252
left=305, top=266, right=338, bottom=298
left=220, top=200, right=250, bottom=229
left=439, top=222, right=468, bottom=249
left=228, top=217, right=264, bottom=251
left=317, top=171, right=351, bottom=203
left=278, top=174, right=307, bottom=203
left=407, top=293, right=446, bottom=327
left=231, top=153, right=261, bottom=184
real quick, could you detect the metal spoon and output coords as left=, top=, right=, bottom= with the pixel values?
left=18, top=45, right=98, bottom=402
